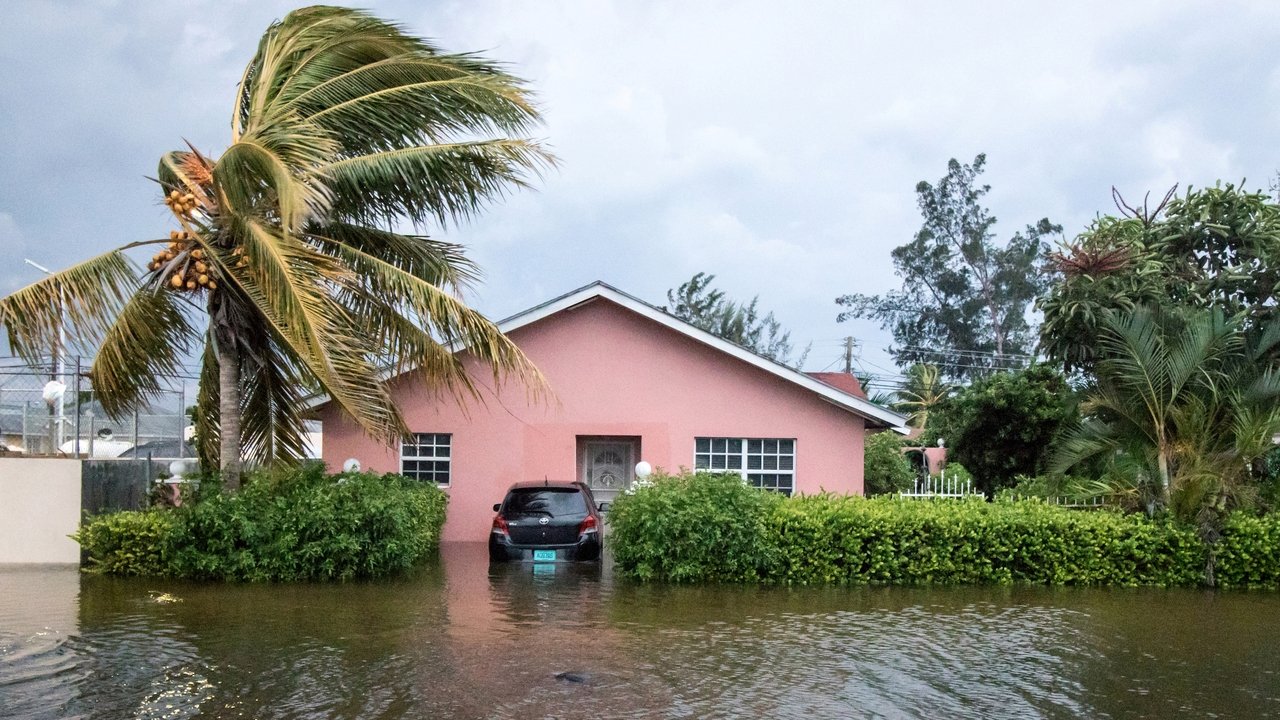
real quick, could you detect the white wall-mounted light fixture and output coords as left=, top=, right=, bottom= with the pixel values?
left=635, top=461, right=652, bottom=479
left=343, top=457, right=362, bottom=473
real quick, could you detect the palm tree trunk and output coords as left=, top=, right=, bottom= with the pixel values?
left=1156, top=449, right=1171, bottom=508
left=216, top=338, right=242, bottom=490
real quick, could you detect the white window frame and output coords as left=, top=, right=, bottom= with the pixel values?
left=401, top=433, right=452, bottom=485
left=694, top=437, right=796, bottom=495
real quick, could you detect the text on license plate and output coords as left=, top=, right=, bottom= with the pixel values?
left=533, top=550, right=557, bottom=562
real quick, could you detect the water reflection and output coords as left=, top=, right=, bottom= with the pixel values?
left=2, top=549, right=1279, bottom=719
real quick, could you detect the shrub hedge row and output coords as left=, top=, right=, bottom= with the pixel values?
left=75, top=466, right=447, bottom=581
left=608, top=472, right=1280, bottom=588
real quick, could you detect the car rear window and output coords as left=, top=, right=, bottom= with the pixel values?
left=503, top=488, right=588, bottom=516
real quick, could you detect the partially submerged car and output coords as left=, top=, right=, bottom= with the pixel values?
left=489, top=481, right=607, bottom=562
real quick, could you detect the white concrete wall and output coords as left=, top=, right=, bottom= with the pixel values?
left=0, top=458, right=82, bottom=564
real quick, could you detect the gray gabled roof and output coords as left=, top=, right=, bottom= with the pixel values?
left=491, top=281, right=907, bottom=428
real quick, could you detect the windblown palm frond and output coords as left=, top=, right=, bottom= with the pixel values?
left=1051, top=306, right=1280, bottom=520
left=893, top=363, right=951, bottom=429
left=0, top=6, right=553, bottom=486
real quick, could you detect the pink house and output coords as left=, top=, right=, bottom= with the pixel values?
left=318, top=282, right=906, bottom=542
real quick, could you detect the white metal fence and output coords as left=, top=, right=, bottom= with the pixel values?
left=1017, top=494, right=1109, bottom=509
left=898, top=472, right=982, bottom=499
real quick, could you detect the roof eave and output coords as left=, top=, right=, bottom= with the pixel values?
left=304, top=281, right=910, bottom=429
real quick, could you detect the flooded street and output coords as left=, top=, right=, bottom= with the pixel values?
left=3, top=544, right=1279, bottom=719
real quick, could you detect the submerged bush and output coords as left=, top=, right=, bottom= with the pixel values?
left=76, top=466, right=447, bottom=581
left=73, top=509, right=176, bottom=576
left=767, top=495, right=1203, bottom=587
left=606, top=472, right=1280, bottom=588
left=608, top=471, right=782, bottom=582
left=1214, top=513, right=1280, bottom=589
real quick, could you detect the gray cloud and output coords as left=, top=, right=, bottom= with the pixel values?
left=3, top=0, right=1278, bottom=383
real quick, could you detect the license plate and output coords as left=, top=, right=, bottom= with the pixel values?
left=533, top=563, right=556, bottom=575
left=533, top=549, right=557, bottom=562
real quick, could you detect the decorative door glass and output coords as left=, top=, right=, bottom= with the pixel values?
left=583, top=440, right=634, bottom=501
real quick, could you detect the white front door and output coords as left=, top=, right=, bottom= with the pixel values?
left=581, top=439, right=636, bottom=504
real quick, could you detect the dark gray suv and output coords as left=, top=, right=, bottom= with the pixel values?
left=488, top=481, right=607, bottom=562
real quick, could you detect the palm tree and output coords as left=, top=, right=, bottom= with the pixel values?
left=893, top=364, right=951, bottom=429
left=0, top=6, right=553, bottom=489
left=1051, top=307, right=1280, bottom=518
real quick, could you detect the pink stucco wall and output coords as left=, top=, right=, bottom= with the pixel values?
left=321, top=297, right=868, bottom=542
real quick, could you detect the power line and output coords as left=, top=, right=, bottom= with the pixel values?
left=895, top=345, right=1036, bottom=361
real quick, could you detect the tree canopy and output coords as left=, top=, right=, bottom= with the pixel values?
left=837, top=154, right=1061, bottom=380
left=1039, top=184, right=1280, bottom=372
left=929, top=365, right=1076, bottom=495
left=864, top=431, right=915, bottom=496
left=665, top=272, right=809, bottom=368
left=0, top=6, right=552, bottom=486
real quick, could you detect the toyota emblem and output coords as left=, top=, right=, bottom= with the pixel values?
left=539, top=517, right=550, bottom=525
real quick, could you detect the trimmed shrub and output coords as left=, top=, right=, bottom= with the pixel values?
left=607, top=471, right=783, bottom=582
left=938, top=462, right=975, bottom=485
left=1215, top=513, right=1280, bottom=589
left=75, top=467, right=447, bottom=581
left=74, top=509, right=176, bottom=576
left=610, top=473, right=1222, bottom=587
left=767, top=496, right=1204, bottom=587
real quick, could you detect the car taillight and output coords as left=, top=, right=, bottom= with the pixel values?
left=578, top=515, right=598, bottom=537
left=492, top=515, right=509, bottom=537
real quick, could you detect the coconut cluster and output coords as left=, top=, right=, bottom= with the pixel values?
left=149, top=231, right=218, bottom=293
left=164, top=189, right=199, bottom=215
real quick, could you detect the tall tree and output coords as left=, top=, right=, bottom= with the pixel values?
left=1040, top=184, right=1280, bottom=372
left=0, top=7, right=552, bottom=488
left=665, top=272, right=810, bottom=368
left=837, top=154, right=1061, bottom=379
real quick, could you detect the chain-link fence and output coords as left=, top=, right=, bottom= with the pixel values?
left=0, top=355, right=192, bottom=459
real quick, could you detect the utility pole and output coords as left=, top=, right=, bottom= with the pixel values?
left=843, top=336, right=857, bottom=375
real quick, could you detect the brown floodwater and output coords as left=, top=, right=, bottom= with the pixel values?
left=2, top=543, right=1279, bottom=719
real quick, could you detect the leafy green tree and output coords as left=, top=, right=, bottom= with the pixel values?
left=929, top=365, right=1076, bottom=495
left=863, top=431, right=915, bottom=495
left=666, top=272, right=810, bottom=367
left=1040, top=184, right=1280, bottom=372
left=1051, top=307, right=1280, bottom=523
left=837, top=154, right=1061, bottom=379
left=0, top=7, right=551, bottom=488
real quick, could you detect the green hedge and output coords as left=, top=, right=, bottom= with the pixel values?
left=73, top=509, right=176, bottom=577
left=1214, top=513, right=1280, bottom=589
left=75, top=466, right=447, bottom=581
left=607, top=472, right=783, bottom=582
left=608, top=472, right=1280, bottom=588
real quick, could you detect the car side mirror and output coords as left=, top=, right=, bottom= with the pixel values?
left=492, top=503, right=501, bottom=512
left=597, top=502, right=611, bottom=513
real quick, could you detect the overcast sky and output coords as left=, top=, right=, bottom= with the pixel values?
left=3, top=0, right=1279, bottom=391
